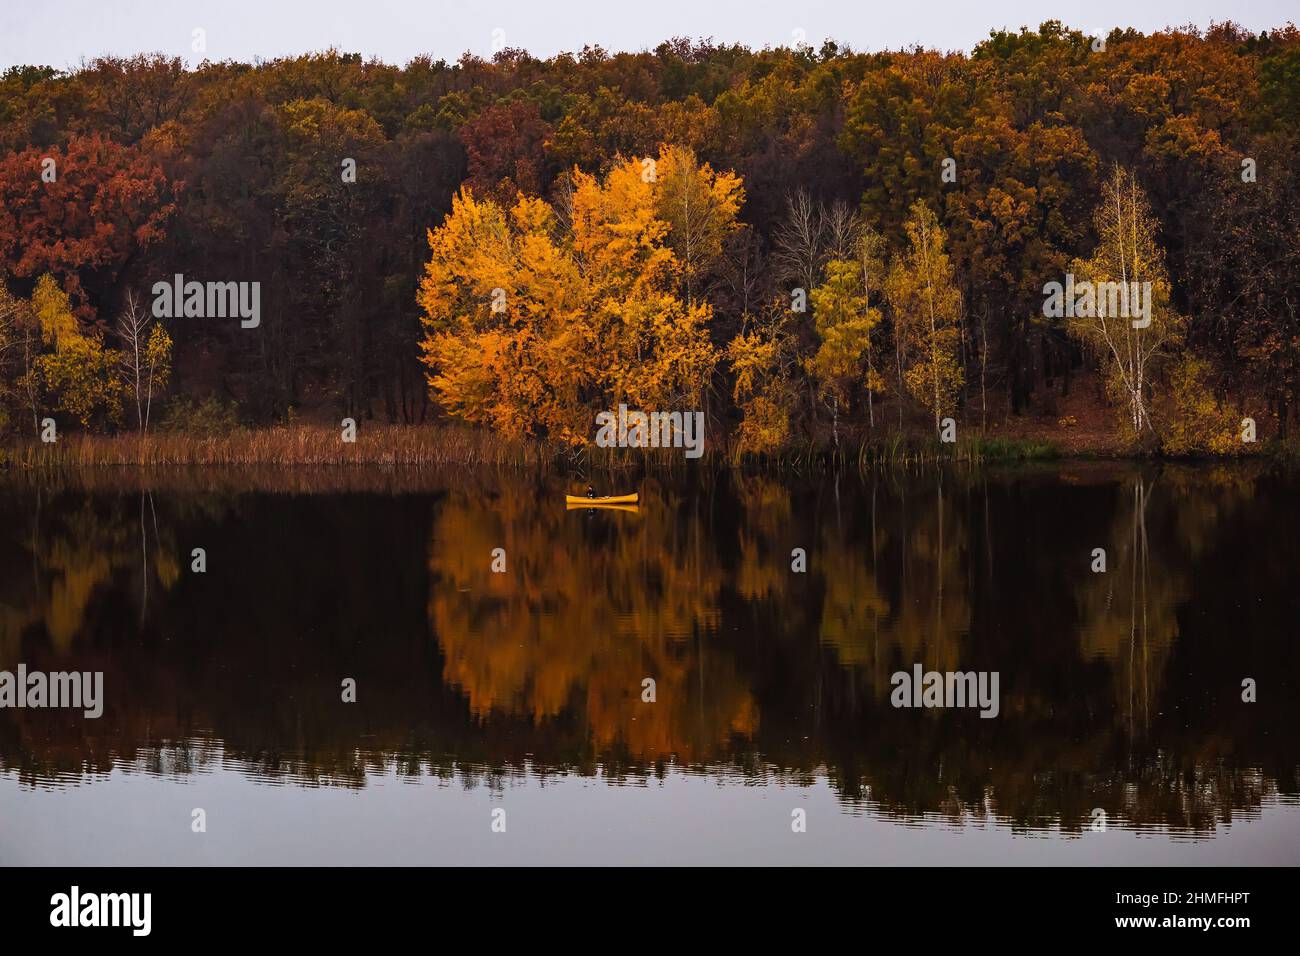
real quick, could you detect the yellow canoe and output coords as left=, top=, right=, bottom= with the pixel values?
left=565, top=493, right=639, bottom=507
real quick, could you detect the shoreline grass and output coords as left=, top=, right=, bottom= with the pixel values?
left=0, top=425, right=547, bottom=469
left=0, top=424, right=1273, bottom=473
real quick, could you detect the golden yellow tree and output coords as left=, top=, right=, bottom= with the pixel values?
left=1159, top=355, right=1237, bottom=455
left=418, top=191, right=589, bottom=442
left=809, top=257, right=883, bottom=446
left=31, top=274, right=121, bottom=428
left=651, top=144, right=744, bottom=304
left=726, top=317, right=797, bottom=455
left=856, top=228, right=888, bottom=429
left=885, top=202, right=964, bottom=427
left=418, top=151, right=727, bottom=441
left=569, top=157, right=719, bottom=411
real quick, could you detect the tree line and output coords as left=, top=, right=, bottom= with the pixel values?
left=1, top=21, right=1297, bottom=452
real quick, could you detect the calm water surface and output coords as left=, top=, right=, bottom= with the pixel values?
left=1, top=462, right=1297, bottom=864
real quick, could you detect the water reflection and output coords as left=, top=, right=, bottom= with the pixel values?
left=0, top=463, right=1296, bottom=839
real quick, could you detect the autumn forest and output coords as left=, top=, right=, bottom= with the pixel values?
left=1, top=21, right=1299, bottom=459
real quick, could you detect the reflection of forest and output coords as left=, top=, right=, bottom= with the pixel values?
left=0, top=464, right=1295, bottom=834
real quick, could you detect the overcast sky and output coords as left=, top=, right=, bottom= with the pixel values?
left=2, top=0, right=1296, bottom=70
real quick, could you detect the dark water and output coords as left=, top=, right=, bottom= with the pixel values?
left=1, top=462, right=1297, bottom=865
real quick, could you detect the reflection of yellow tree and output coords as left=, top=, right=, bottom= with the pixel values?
left=44, top=539, right=114, bottom=652
left=730, top=474, right=969, bottom=701
left=429, top=479, right=754, bottom=762
left=1074, top=478, right=1177, bottom=662
left=815, top=478, right=969, bottom=695
left=1075, top=477, right=1184, bottom=737
left=30, top=501, right=130, bottom=653
left=818, top=544, right=891, bottom=673
left=879, top=480, right=970, bottom=677
left=733, top=475, right=792, bottom=601
left=0, top=604, right=36, bottom=665
left=1073, top=469, right=1254, bottom=735
left=0, top=493, right=179, bottom=659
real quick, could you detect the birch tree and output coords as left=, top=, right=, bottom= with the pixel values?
left=772, top=188, right=824, bottom=299
left=117, top=289, right=172, bottom=435
left=1067, top=165, right=1181, bottom=437
left=823, top=200, right=860, bottom=263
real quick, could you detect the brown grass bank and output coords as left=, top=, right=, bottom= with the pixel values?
left=0, top=422, right=1278, bottom=475
left=0, top=424, right=1033, bottom=471
left=0, top=425, right=551, bottom=469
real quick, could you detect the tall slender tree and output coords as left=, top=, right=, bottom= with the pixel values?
left=886, top=201, right=964, bottom=427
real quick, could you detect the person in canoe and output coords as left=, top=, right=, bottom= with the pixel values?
left=587, top=485, right=595, bottom=498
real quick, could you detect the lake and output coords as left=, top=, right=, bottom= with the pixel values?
left=1, top=462, right=1297, bottom=865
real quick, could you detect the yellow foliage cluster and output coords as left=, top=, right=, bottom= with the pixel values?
left=417, top=146, right=738, bottom=444
left=1159, top=356, right=1238, bottom=455
left=32, top=274, right=122, bottom=428
left=885, top=201, right=964, bottom=424
left=0, top=274, right=175, bottom=435
left=725, top=326, right=796, bottom=454
left=808, top=257, right=884, bottom=407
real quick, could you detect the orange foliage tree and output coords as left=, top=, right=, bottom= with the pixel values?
left=417, top=149, right=735, bottom=443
